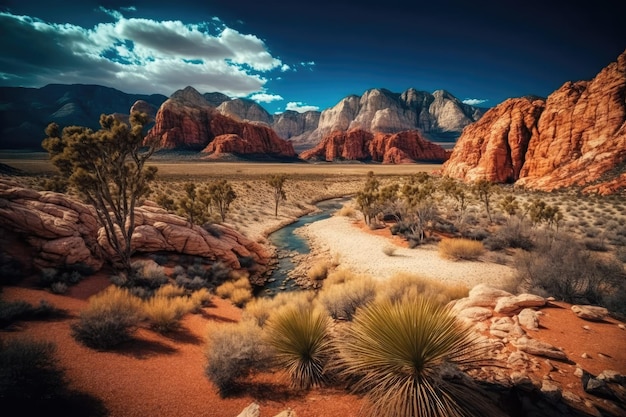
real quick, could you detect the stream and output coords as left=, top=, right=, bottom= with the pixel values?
left=262, top=197, right=350, bottom=295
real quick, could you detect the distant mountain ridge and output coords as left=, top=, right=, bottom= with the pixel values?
left=0, top=84, right=167, bottom=149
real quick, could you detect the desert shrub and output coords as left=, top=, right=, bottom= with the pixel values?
left=50, top=282, right=68, bottom=294
left=337, top=297, right=493, bottom=417
left=319, top=276, right=377, bottom=320
left=0, top=338, right=66, bottom=401
left=487, top=218, right=534, bottom=250
left=438, top=238, right=485, bottom=261
left=243, top=291, right=316, bottom=327
left=189, top=288, right=212, bottom=312
left=205, top=321, right=272, bottom=396
left=336, top=204, right=356, bottom=218
left=584, top=237, right=608, bottom=252
left=616, top=247, right=626, bottom=263
left=172, top=265, right=186, bottom=278
left=324, top=269, right=358, bottom=287
left=153, top=284, right=186, bottom=299
left=265, top=306, right=333, bottom=389
left=131, top=259, right=169, bottom=288
left=0, top=299, right=61, bottom=328
left=215, top=275, right=252, bottom=307
left=71, top=286, right=143, bottom=349
left=462, top=227, right=490, bottom=241
left=208, top=261, right=231, bottom=283
left=0, top=252, right=27, bottom=284
left=39, top=264, right=93, bottom=290
left=307, top=261, right=330, bottom=281
left=377, top=273, right=468, bottom=306
left=515, top=238, right=625, bottom=312
left=186, top=263, right=207, bottom=280
left=142, top=295, right=193, bottom=333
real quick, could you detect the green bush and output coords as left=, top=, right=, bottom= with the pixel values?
left=205, top=321, right=272, bottom=396
left=71, top=286, right=143, bottom=349
left=337, top=297, right=493, bottom=417
left=265, top=306, right=332, bottom=390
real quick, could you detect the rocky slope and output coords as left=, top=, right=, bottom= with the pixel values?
left=300, top=128, right=450, bottom=163
left=442, top=50, right=626, bottom=193
left=0, top=84, right=167, bottom=149
left=144, top=87, right=296, bottom=159
left=292, top=88, right=485, bottom=152
left=0, top=178, right=270, bottom=278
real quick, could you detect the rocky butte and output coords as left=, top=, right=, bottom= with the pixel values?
left=300, top=128, right=450, bottom=163
left=442, top=49, right=626, bottom=194
left=144, top=86, right=296, bottom=159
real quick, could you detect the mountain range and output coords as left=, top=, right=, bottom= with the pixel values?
left=0, top=84, right=484, bottom=151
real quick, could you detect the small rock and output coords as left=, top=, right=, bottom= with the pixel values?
left=518, top=308, right=540, bottom=330
left=574, top=367, right=584, bottom=378
left=237, top=403, right=261, bottom=417
left=544, top=359, right=556, bottom=372
left=541, top=380, right=562, bottom=403
left=582, top=325, right=590, bottom=330
left=495, top=294, right=546, bottom=314
left=618, top=324, right=625, bottom=330
left=597, top=370, right=622, bottom=383
left=562, top=390, right=582, bottom=404
left=457, top=306, right=493, bottom=322
left=513, top=337, right=568, bottom=361
left=581, top=352, right=590, bottom=359
left=597, top=353, right=609, bottom=359
left=571, top=305, right=609, bottom=321
left=510, top=371, right=533, bottom=389
left=273, top=410, right=297, bottom=417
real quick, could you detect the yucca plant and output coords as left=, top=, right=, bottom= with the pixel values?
left=338, top=297, right=495, bottom=417
left=265, top=305, right=332, bottom=390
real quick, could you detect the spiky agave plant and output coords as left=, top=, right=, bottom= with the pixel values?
left=339, top=297, right=495, bottom=417
left=265, top=305, right=332, bottom=390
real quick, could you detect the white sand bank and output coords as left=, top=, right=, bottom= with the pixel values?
left=298, top=216, right=515, bottom=288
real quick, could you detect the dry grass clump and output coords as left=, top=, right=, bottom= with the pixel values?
left=377, top=273, right=468, bottom=306
left=189, top=288, right=213, bottom=311
left=319, top=275, right=377, bottom=320
left=142, top=295, right=194, bottom=333
left=438, top=238, right=486, bottom=261
left=71, top=286, right=144, bottom=349
left=215, top=275, right=253, bottom=307
left=382, top=245, right=397, bottom=256
left=243, top=291, right=316, bottom=327
left=307, top=261, right=331, bottom=281
left=205, top=321, right=272, bottom=397
left=336, top=203, right=357, bottom=218
left=323, top=269, right=358, bottom=287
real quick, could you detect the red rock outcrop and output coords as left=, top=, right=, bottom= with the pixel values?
left=145, top=86, right=296, bottom=158
left=517, top=51, right=626, bottom=191
left=442, top=97, right=545, bottom=183
left=0, top=179, right=270, bottom=277
left=442, top=50, right=626, bottom=193
left=300, top=129, right=449, bottom=163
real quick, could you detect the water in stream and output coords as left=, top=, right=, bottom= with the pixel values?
left=263, top=197, right=350, bottom=295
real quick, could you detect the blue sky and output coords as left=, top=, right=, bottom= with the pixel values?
left=1, top=0, right=624, bottom=114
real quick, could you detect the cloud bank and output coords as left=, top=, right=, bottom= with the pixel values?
left=0, top=10, right=285, bottom=96
left=285, top=102, right=320, bottom=113
left=249, top=93, right=283, bottom=103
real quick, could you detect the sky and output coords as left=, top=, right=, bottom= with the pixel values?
left=1, top=0, right=625, bottom=114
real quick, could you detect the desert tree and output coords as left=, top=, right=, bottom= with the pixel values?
left=267, top=174, right=287, bottom=217
left=472, top=179, right=495, bottom=223
left=356, top=171, right=380, bottom=225
left=440, top=176, right=471, bottom=227
left=399, top=174, right=438, bottom=242
left=208, top=179, right=237, bottom=222
left=498, top=194, right=520, bottom=218
left=42, top=112, right=157, bottom=275
left=176, top=182, right=209, bottom=225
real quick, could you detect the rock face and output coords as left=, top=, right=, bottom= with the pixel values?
left=292, top=88, right=485, bottom=152
left=0, top=179, right=270, bottom=278
left=217, top=98, right=273, bottom=125
left=299, top=129, right=450, bottom=163
left=442, top=97, right=545, bottom=183
left=145, top=87, right=296, bottom=159
left=443, top=50, right=626, bottom=193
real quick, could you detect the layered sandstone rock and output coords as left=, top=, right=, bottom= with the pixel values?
left=442, top=97, right=545, bottom=183
left=217, top=98, right=273, bottom=125
left=300, top=129, right=449, bottom=163
left=145, top=87, right=296, bottom=158
left=442, top=50, right=626, bottom=193
left=0, top=179, right=270, bottom=277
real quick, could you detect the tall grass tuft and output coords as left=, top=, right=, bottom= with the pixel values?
left=215, top=275, right=253, bottom=307
left=265, top=305, right=332, bottom=390
left=438, top=238, right=485, bottom=261
left=243, top=291, right=316, bottom=327
left=142, top=295, right=193, bottom=333
left=377, top=273, right=468, bottom=306
left=319, top=275, right=377, bottom=320
left=71, top=286, right=143, bottom=349
left=337, top=297, right=493, bottom=417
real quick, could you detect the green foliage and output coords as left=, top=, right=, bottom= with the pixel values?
left=176, top=182, right=210, bottom=225
left=205, top=321, right=272, bottom=396
left=0, top=338, right=66, bottom=401
left=356, top=171, right=380, bottom=225
left=267, top=174, right=288, bottom=217
left=526, top=198, right=563, bottom=231
left=399, top=174, right=438, bottom=242
left=498, top=194, right=519, bottom=217
left=71, top=286, right=143, bottom=349
left=42, top=112, right=157, bottom=274
left=265, top=305, right=333, bottom=390
left=472, top=179, right=494, bottom=223
left=337, top=297, right=492, bottom=417
left=207, top=179, right=236, bottom=222
left=441, top=176, right=471, bottom=221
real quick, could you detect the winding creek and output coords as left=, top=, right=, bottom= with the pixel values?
left=262, top=197, right=350, bottom=295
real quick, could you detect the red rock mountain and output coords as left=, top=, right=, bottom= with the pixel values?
left=300, top=129, right=450, bottom=163
left=442, top=50, right=626, bottom=193
left=144, top=87, right=296, bottom=159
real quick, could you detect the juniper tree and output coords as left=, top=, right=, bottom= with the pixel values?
left=268, top=174, right=287, bottom=217
left=208, top=179, right=237, bottom=222
left=42, top=112, right=157, bottom=275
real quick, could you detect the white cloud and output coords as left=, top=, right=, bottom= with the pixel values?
left=285, top=101, right=319, bottom=113
left=0, top=10, right=287, bottom=96
left=462, top=98, right=488, bottom=106
left=280, top=64, right=290, bottom=72
left=249, top=93, right=283, bottom=103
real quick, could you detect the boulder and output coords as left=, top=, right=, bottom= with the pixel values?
left=513, top=337, right=568, bottom=361
left=236, top=403, right=260, bottom=417
left=495, top=294, right=546, bottom=314
left=571, top=305, right=609, bottom=321
left=456, top=306, right=493, bottom=322
left=518, top=308, right=540, bottom=330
